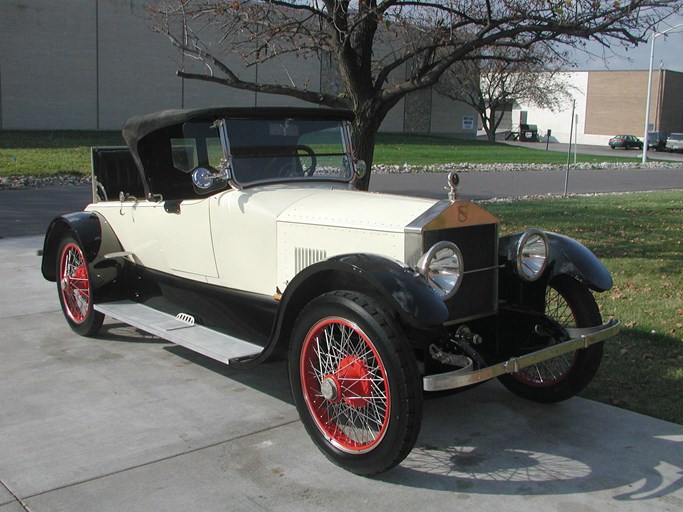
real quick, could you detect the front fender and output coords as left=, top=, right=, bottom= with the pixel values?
left=499, top=231, right=613, bottom=292
left=232, top=253, right=448, bottom=369
left=284, top=253, right=449, bottom=328
left=546, top=232, right=613, bottom=291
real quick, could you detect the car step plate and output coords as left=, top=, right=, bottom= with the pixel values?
left=95, top=300, right=262, bottom=364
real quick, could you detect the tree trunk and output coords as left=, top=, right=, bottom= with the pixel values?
left=481, top=114, right=496, bottom=142
left=351, top=107, right=381, bottom=191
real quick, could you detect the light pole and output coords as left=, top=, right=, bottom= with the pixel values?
left=642, top=23, right=683, bottom=164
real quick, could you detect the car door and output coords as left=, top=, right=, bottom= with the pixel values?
left=91, top=197, right=219, bottom=281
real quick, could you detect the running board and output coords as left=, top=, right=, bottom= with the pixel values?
left=94, top=300, right=263, bottom=365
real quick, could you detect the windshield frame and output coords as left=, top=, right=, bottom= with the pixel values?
left=214, top=117, right=357, bottom=190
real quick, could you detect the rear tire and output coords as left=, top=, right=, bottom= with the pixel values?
left=56, top=236, right=104, bottom=336
left=289, top=291, right=422, bottom=475
left=498, top=275, right=603, bottom=403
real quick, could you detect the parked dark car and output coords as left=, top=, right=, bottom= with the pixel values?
left=519, top=123, right=540, bottom=142
left=40, top=107, right=621, bottom=475
left=609, top=135, right=643, bottom=150
left=665, top=132, right=683, bottom=152
left=647, top=131, right=668, bottom=151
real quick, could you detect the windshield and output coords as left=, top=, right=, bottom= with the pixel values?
left=222, top=118, right=354, bottom=187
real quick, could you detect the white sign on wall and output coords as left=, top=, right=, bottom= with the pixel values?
left=462, top=115, right=475, bottom=130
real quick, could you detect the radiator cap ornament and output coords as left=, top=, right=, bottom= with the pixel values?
left=447, top=171, right=460, bottom=202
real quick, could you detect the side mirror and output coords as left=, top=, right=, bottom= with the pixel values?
left=191, top=167, right=216, bottom=190
left=191, top=166, right=229, bottom=194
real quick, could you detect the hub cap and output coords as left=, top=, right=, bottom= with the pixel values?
left=300, top=317, right=390, bottom=453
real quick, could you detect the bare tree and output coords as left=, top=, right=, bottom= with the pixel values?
left=436, top=47, right=576, bottom=141
left=150, top=0, right=677, bottom=189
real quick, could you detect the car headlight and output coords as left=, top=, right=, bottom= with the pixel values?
left=417, top=241, right=463, bottom=300
left=515, top=229, right=549, bottom=281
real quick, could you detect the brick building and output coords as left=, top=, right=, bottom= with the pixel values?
left=508, top=70, right=683, bottom=145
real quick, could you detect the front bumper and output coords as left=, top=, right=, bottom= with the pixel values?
left=423, top=319, right=620, bottom=391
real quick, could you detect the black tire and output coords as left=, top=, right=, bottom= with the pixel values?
left=289, top=291, right=423, bottom=476
left=56, top=235, right=104, bottom=336
left=498, top=275, right=603, bottom=403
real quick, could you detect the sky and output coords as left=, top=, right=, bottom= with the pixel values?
left=570, top=14, right=683, bottom=73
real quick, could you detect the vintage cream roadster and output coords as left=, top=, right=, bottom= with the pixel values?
left=41, top=107, right=620, bottom=475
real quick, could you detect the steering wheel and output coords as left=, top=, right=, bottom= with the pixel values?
left=298, top=145, right=317, bottom=176
left=274, top=145, right=317, bottom=177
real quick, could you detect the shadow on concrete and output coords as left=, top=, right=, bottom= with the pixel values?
left=377, top=387, right=683, bottom=502
left=96, top=319, right=295, bottom=405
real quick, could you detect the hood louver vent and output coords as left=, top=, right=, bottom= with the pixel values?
left=295, top=248, right=327, bottom=274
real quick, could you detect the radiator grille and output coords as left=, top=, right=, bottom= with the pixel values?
left=423, top=223, right=498, bottom=321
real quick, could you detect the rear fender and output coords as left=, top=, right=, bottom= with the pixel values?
left=42, top=212, right=102, bottom=281
left=41, top=212, right=127, bottom=302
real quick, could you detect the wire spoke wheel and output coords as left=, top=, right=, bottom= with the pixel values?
left=56, top=236, right=104, bottom=336
left=301, top=317, right=390, bottom=453
left=59, top=243, right=91, bottom=323
left=290, top=291, right=422, bottom=475
left=499, top=275, right=604, bottom=403
left=513, top=285, right=578, bottom=387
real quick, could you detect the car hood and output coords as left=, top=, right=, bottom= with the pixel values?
left=277, top=187, right=439, bottom=232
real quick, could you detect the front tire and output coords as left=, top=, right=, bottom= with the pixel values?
left=498, top=275, right=603, bottom=403
left=289, top=291, right=422, bottom=475
left=56, top=236, right=104, bottom=336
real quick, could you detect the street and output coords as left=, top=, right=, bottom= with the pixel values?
left=1, top=167, right=682, bottom=238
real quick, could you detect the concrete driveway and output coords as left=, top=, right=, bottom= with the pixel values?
left=1, top=235, right=683, bottom=511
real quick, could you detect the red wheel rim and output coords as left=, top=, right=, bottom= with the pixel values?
left=513, top=285, right=578, bottom=387
left=300, top=317, right=390, bottom=453
left=59, top=243, right=91, bottom=324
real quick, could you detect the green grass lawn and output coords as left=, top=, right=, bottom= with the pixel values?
left=0, top=131, right=125, bottom=176
left=487, top=191, right=683, bottom=424
left=373, top=133, right=637, bottom=166
left=0, top=130, right=638, bottom=177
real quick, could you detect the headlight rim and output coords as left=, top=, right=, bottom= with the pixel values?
left=417, top=240, right=464, bottom=301
left=515, top=228, right=549, bottom=282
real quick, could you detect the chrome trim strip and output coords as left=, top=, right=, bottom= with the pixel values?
left=405, top=200, right=452, bottom=234
left=214, top=118, right=240, bottom=191
left=103, top=251, right=135, bottom=262
left=423, top=319, right=620, bottom=391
